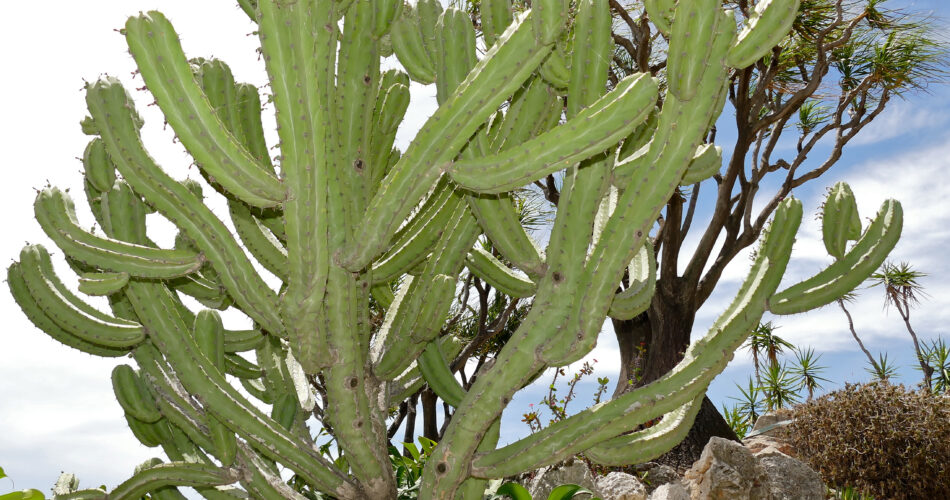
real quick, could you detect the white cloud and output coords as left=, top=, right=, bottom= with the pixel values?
left=689, top=133, right=950, bottom=355
left=851, top=99, right=950, bottom=146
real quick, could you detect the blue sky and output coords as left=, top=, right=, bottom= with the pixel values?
left=1, top=0, right=948, bottom=493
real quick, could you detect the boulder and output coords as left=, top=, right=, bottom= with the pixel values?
left=515, top=432, right=826, bottom=500
left=526, top=462, right=596, bottom=499
left=749, top=413, right=786, bottom=434
left=593, top=472, right=647, bottom=500
left=753, top=449, right=825, bottom=500
left=743, top=434, right=796, bottom=457
left=646, top=481, right=691, bottom=500
left=638, top=463, right=681, bottom=493
left=683, top=437, right=760, bottom=500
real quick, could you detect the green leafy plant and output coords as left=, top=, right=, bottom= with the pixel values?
left=865, top=351, right=898, bottom=382
left=492, top=482, right=601, bottom=500
left=759, top=363, right=801, bottom=412
left=746, top=321, right=795, bottom=385
left=789, top=346, right=830, bottom=401
left=828, top=485, right=877, bottom=500
left=6, top=0, right=904, bottom=497
left=919, top=336, right=950, bottom=394
left=388, top=437, right=439, bottom=500
left=540, top=361, right=597, bottom=424
left=729, top=376, right=763, bottom=430
left=721, top=404, right=752, bottom=440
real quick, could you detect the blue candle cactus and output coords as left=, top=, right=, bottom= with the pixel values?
left=8, top=0, right=901, bottom=498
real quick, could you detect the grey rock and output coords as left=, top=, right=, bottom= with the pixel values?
left=743, top=434, right=796, bottom=457
left=749, top=412, right=793, bottom=438
left=593, top=472, right=647, bottom=500
left=752, top=449, right=825, bottom=500
left=639, top=463, right=681, bottom=492
left=683, top=437, right=757, bottom=500
left=646, top=482, right=691, bottom=500
left=527, top=462, right=596, bottom=499
left=751, top=413, right=783, bottom=431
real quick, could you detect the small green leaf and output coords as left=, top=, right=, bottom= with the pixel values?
left=496, top=482, right=533, bottom=500
left=0, top=490, right=45, bottom=500
left=403, top=442, right=421, bottom=462
left=548, top=484, right=595, bottom=500
left=0, top=466, right=6, bottom=479
left=418, top=436, right=437, bottom=455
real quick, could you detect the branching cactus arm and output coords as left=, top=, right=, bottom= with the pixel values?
left=6, top=0, right=901, bottom=498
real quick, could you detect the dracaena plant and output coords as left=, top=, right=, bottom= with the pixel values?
left=8, top=0, right=902, bottom=498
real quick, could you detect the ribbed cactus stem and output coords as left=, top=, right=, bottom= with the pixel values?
left=7, top=1, right=902, bottom=498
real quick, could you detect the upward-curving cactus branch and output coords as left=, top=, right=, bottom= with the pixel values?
left=9, top=0, right=901, bottom=499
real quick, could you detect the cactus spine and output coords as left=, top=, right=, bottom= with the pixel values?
left=8, top=1, right=899, bottom=499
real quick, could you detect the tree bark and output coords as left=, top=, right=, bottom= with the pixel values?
left=610, top=315, right=651, bottom=399
left=421, top=388, right=440, bottom=442
left=402, top=393, right=418, bottom=458
left=612, top=292, right=740, bottom=468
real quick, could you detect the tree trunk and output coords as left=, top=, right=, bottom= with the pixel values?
left=611, top=315, right=651, bottom=399
left=421, top=388, right=440, bottom=442
left=402, top=393, right=418, bottom=458
left=612, top=294, right=739, bottom=468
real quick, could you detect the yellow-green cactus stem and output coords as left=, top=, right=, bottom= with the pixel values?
left=112, top=364, right=163, bottom=423
left=16, top=245, right=145, bottom=348
left=341, top=8, right=562, bottom=271
left=481, top=0, right=514, bottom=47
left=680, top=143, right=723, bottom=185
left=584, top=393, right=704, bottom=465
left=770, top=199, right=902, bottom=314
left=643, top=0, right=675, bottom=36
left=608, top=240, right=657, bottom=320
left=727, top=0, right=801, bottom=69
left=82, top=138, right=116, bottom=193
left=391, top=4, right=437, bottom=84
left=450, top=73, right=658, bottom=193
left=7, top=262, right=129, bottom=357
left=34, top=187, right=204, bottom=279
left=418, top=339, right=467, bottom=407
left=77, top=271, right=129, bottom=297
left=124, top=13, right=285, bottom=208
left=106, top=462, right=240, bottom=500
left=193, top=310, right=238, bottom=466
left=468, top=198, right=802, bottom=481
left=465, top=247, right=537, bottom=298
left=821, top=181, right=862, bottom=260
left=85, top=77, right=284, bottom=335
left=666, top=0, right=721, bottom=101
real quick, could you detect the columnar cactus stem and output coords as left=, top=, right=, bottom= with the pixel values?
left=8, top=0, right=899, bottom=498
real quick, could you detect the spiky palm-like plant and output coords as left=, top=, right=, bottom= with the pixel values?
left=746, top=321, right=795, bottom=385
left=871, top=261, right=932, bottom=388
left=790, top=346, right=830, bottom=401
left=919, top=337, right=950, bottom=394
left=866, top=352, right=898, bottom=382
left=760, top=363, right=801, bottom=412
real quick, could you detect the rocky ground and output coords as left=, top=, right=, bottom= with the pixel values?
left=514, top=413, right=826, bottom=500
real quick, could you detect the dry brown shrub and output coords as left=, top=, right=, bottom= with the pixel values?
left=784, top=382, right=950, bottom=499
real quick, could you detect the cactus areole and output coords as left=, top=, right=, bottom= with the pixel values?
left=9, top=0, right=901, bottom=498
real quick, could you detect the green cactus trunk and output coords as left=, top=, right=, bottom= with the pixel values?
left=8, top=0, right=902, bottom=499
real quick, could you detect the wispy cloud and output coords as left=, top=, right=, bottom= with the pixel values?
left=851, top=99, right=950, bottom=146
